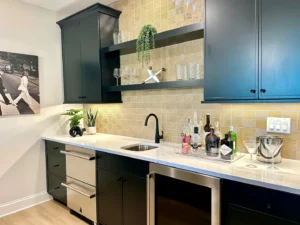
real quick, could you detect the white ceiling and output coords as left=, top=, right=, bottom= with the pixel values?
left=19, top=0, right=117, bottom=11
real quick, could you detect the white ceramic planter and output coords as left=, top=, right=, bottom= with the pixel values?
left=87, top=126, right=97, bottom=135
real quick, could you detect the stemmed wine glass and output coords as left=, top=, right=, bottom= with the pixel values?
left=243, top=137, right=260, bottom=168
left=113, top=68, right=120, bottom=86
left=263, top=139, right=283, bottom=171
left=131, top=68, right=140, bottom=84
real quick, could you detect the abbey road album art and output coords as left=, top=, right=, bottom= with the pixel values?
left=0, top=51, right=39, bottom=116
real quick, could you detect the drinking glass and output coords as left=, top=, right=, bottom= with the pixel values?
left=131, top=68, right=140, bottom=84
left=243, top=138, right=260, bottom=168
left=113, top=32, right=119, bottom=45
left=176, top=64, right=182, bottom=80
left=113, top=68, right=120, bottom=86
left=196, top=63, right=201, bottom=79
left=263, top=140, right=283, bottom=171
left=118, top=32, right=124, bottom=43
left=183, top=65, right=188, bottom=80
left=192, top=0, right=201, bottom=23
left=189, top=62, right=196, bottom=80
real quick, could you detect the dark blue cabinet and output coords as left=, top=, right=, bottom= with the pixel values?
left=58, top=4, right=121, bottom=104
left=205, top=0, right=300, bottom=102
left=260, top=0, right=300, bottom=99
left=205, top=0, right=258, bottom=100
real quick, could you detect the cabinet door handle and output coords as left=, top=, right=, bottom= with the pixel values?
left=81, top=96, right=87, bottom=99
left=260, top=89, right=266, bottom=93
left=53, top=147, right=59, bottom=150
left=54, top=186, right=60, bottom=190
left=250, top=89, right=256, bottom=94
left=78, top=96, right=82, bottom=99
left=53, top=164, right=60, bottom=168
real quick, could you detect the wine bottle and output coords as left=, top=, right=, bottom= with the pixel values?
left=204, top=113, right=211, bottom=132
left=205, top=127, right=220, bottom=157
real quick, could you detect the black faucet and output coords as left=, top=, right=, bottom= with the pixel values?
left=144, top=113, right=163, bottom=144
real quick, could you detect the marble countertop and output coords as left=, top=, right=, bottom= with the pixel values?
left=42, top=133, right=300, bottom=195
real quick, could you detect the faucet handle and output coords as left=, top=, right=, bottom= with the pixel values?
left=160, top=131, right=164, bottom=139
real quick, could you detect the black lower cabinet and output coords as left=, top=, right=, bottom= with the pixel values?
left=123, top=175, right=147, bottom=225
left=97, top=169, right=123, bottom=225
left=47, top=173, right=67, bottom=205
left=222, top=180, right=300, bottom=225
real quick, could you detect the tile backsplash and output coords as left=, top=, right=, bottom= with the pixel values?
left=85, top=0, right=300, bottom=161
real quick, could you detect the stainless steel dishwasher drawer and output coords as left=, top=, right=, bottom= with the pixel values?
left=62, top=177, right=96, bottom=222
left=61, top=145, right=96, bottom=186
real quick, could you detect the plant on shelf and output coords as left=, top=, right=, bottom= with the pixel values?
left=86, top=108, right=98, bottom=135
left=62, top=109, right=85, bottom=137
left=136, top=24, right=157, bottom=66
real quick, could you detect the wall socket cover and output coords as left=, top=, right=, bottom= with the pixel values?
left=266, top=117, right=291, bottom=134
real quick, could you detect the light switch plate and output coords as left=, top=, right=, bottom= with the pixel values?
left=267, top=117, right=291, bottom=134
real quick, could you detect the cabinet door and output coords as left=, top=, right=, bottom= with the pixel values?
left=123, top=176, right=147, bottom=225
left=225, top=205, right=296, bottom=225
left=62, top=22, right=82, bottom=103
left=205, top=0, right=258, bottom=100
left=80, top=13, right=102, bottom=103
left=97, top=169, right=122, bottom=225
left=47, top=173, right=67, bottom=205
left=260, top=0, right=300, bottom=99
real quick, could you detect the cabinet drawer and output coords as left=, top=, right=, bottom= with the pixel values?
left=223, top=180, right=300, bottom=223
left=47, top=173, right=67, bottom=204
left=46, top=141, right=65, bottom=154
left=96, top=151, right=149, bottom=178
left=64, top=145, right=96, bottom=186
left=46, top=151, right=66, bottom=178
left=64, top=177, right=96, bottom=223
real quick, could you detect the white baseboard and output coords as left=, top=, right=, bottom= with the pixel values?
left=0, top=191, right=53, bottom=218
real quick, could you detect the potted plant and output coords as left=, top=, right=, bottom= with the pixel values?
left=86, top=108, right=98, bottom=135
left=136, top=24, right=157, bottom=66
left=62, top=109, right=85, bottom=137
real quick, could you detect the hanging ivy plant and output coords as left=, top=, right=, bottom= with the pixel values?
left=136, top=24, right=157, bottom=66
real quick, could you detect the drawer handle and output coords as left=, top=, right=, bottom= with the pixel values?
left=53, top=164, right=60, bottom=168
left=61, top=182, right=96, bottom=199
left=54, top=186, right=60, bottom=190
left=60, top=150, right=95, bottom=161
left=53, top=147, right=59, bottom=150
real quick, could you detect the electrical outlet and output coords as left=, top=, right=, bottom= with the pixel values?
left=267, top=117, right=291, bottom=134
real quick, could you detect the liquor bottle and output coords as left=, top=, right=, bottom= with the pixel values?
left=228, top=126, right=237, bottom=154
left=181, top=122, right=191, bottom=154
left=193, top=111, right=199, bottom=130
left=205, top=127, right=220, bottom=157
left=204, top=113, right=211, bottom=132
left=220, top=134, right=234, bottom=160
left=187, top=117, right=193, bottom=135
left=191, top=127, right=201, bottom=152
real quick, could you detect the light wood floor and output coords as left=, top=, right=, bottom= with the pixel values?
left=0, top=201, right=88, bottom=225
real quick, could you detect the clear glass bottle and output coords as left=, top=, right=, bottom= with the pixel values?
left=191, top=127, right=201, bottom=152
left=214, top=121, right=222, bottom=139
left=205, top=127, right=220, bottom=157
left=199, top=119, right=206, bottom=149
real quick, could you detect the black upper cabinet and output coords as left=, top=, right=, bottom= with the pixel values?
left=205, top=0, right=258, bottom=100
left=58, top=4, right=122, bottom=104
left=260, top=0, right=300, bottom=99
left=205, top=0, right=300, bottom=102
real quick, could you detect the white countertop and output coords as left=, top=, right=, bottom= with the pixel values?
left=42, top=133, right=300, bottom=195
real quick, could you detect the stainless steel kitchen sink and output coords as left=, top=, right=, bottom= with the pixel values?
left=121, top=144, right=158, bottom=151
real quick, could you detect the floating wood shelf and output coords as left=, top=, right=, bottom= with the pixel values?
left=102, top=23, right=204, bottom=55
left=104, top=79, right=204, bottom=92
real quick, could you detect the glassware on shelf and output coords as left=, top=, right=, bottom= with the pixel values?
left=121, top=66, right=131, bottom=85
left=183, top=65, right=188, bottom=80
left=192, top=0, right=201, bottom=23
left=188, top=62, right=196, bottom=79
left=131, top=68, right=140, bottom=84
left=176, top=64, right=182, bottom=80
left=196, top=63, right=201, bottom=79
left=113, top=68, right=120, bottom=86
left=243, top=137, right=260, bottom=169
left=113, top=32, right=119, bottom=45
left=263, top=140, right=283, bottom=171
left=118, top=31, right=124, bottom=43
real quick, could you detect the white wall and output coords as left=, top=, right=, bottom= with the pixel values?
left=0, top=0, right=81, bottom=216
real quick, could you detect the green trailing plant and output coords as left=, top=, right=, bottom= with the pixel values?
left=62, top=109, right=85, bottom=128
left=86, top=108, right=98, bottom=127
left=136, top=24, right=157, bottom=66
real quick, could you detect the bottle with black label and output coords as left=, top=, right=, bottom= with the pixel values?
left=191, top=127, right=201, bottom=152
left=220, top=134, right=234, bottom=160
left=205, top=127, right=220, bottom=157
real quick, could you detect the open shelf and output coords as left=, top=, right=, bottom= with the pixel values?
left=102, top=23, right=204, bottom=55
left=104, top=79, right=204, bottom=92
